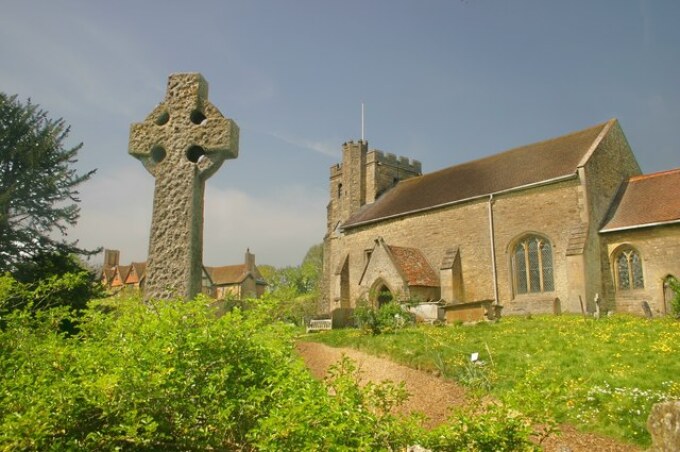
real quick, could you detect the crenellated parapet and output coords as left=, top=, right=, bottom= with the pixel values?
left=327, top=139, right=422, bottom=232
left=368, top=150, right=422, bottom=174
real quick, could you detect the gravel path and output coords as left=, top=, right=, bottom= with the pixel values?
left=296, top=341, right=641, bottom=452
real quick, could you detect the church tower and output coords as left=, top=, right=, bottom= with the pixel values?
left=327, top=140, right=422, bottom=233
left=323, top=140, right=421, bottom=321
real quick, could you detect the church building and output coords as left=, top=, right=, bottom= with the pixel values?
left=323, top=119, right=680, bottom=322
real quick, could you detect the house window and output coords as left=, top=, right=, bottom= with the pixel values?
left=615, top=247, right=644, bottom=290
left=513, top=235, right=554, bottom=294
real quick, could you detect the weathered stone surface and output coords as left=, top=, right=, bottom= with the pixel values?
left=647, top=401, right=680, bottom=451
left=129, top=73, right=239, bottom=300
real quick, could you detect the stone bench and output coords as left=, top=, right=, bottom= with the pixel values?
left=306, top=319, right=332, bottom=333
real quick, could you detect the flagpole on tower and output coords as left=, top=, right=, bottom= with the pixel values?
left=361, top=102, right=365, bottom=141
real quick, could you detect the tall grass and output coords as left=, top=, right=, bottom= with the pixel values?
left=310, top=314, right=680, bottom=446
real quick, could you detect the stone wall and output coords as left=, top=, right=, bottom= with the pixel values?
left=603, top=224, right=680, bottom=315
left=491, top=179, right=583, bottom=314
left=365, top=150, right=421, bottom=203
left=328, top=180, right=589, bottom=315
left=582, top=121, right=641, bottom=311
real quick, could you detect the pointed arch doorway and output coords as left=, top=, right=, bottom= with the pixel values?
left=372, top=280, right=394, bottom=308
left=663, top=275, right=677, bottom=316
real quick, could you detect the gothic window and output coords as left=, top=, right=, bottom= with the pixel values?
left=614, top=247, right=644, bottom=290
left=513, top=235, right=554, bottom=294
left=337, top=183, right=343, bottom=198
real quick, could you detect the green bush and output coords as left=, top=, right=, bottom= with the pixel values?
left=422, top=402, right=538, bottom=451
left=667, top=276, right=680, bottom=318
left=0, top=295, right=308, bottom=449
left=0, top=252, right=103, bottom=318
left=0, top=287, right=538, bottom=450
left=354, top=301, right=415, bottom=335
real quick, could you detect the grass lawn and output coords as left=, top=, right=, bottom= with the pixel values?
left=308, top=314, right=680, bottom=447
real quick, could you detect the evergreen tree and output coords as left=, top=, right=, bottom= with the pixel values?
left=0, top=93, right=96, bottom=272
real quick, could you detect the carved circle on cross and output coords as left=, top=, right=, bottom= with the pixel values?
left=129, top=72, right=239, bottom=181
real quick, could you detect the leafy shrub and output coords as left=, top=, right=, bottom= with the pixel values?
left=0, top=295, right=297, bottom=449
left=0, top=289, right=539, bottom=450
left=354, top=300, right=415, bottom=335
left=0, top=252, right=103, bottom=317
left=250, top=355, right=422, bottom=450
left=667, top=276, right=680, bottom=318
left=422, top=402, right=538, bottom=451
left=254, top=292, right=319, bottom=326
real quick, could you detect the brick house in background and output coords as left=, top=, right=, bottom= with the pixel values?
left=323, top=119, right=680, bottom=322
left=202, top=249, right=267, bottom=299
left=102, top=249, right=267, bottom=300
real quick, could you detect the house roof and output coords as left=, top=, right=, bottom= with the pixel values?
left=125, top=262, right=147, bottom=284
left=111, top=265, right=131, bottom=286
left=204, top=264, right=267, bottom=286
left=601, top=168, right=680, bottom=232
left=343, top=119, right=615, bottom=229
left=102, top=267, right=115, bottom=282
left=387, top=245, right=439, bottom=287
left=132, top=262, right=146, bottom=277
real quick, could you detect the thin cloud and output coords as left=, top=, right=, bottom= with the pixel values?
left=68, top=165, right=326, bottom=268
left=250, top=127, right=339, bottom=157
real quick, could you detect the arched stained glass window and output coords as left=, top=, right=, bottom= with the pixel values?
left=615, top=247, right=644, bottom=290
left=513, top=235, right=554, bottom=294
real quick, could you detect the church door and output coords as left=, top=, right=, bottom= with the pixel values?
left=376, top=284, right=393, bottom=308
left=340, top=258, right=350, bottom=309
left=663, top=275, right=677, bottom=315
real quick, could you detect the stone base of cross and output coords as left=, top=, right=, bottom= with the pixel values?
left=129, top=73, right=239, bottom=300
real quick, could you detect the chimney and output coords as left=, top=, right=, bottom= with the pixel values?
left=245, top=248, right=255, bottom=272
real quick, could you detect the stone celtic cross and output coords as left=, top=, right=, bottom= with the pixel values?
left=129, top=73, right=239, bottom=300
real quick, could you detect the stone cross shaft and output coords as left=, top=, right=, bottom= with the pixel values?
left=129, top=73, right=239, bottom=300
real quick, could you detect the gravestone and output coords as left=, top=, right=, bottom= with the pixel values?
left=647, top=401, right=680, bottom=451
left=642, top=300, right=653, bottom=319
left=129, top=73, right=239, bottom=300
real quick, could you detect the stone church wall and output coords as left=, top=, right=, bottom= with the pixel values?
left=329, top=179, right=589, bottom=315
left=603, top=225, right=680, bottom=316
left=582, top=122, right=641, bottom=311
left=327, top=199, right=491, bottom=312
left=358, top=243, right=409, bottom=301
left=491, top=179, right=583, bottom=314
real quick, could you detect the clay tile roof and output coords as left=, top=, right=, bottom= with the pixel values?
left=125, top=262, right=147, bottom=284
left=601, top=168, right=680, bottom=232
left=343, top=120, right=614, bottom=228
left=205, top=264, right=248, bottom=285
left=132, top=262, right=147, bottom=277
left=117, top=265, right=132, bottom=281
left=102, top=267, right=115, bottom=282
left=388, top=245, right=439, bottom=287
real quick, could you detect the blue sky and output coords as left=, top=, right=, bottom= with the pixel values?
left=1, top=0, right=679, bottom=267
